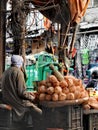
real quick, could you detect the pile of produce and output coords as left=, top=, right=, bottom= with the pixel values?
left=82, top=95, right=98, bottom=110
left=36, top=62, right=98, bottom=110
left=36, top=72, right=98, bottom=110
left=37, top=74, right=89, bottom=101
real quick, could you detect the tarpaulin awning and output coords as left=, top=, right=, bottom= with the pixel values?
left=32, top=0, right=90, bottom=24
left=68, top=0, right=90, bottom=23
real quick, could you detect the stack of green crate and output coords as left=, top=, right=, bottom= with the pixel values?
left=37, top=53, right=58, bottom=81
left=25, top=53, right=59, bottom=91
left=26, top=65, right=35, bottom=91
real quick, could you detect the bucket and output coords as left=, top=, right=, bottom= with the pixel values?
left=47, top=128, right=63, bottom=130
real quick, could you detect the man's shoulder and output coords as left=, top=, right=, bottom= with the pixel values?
left=8, top=67, right=22, bottom=75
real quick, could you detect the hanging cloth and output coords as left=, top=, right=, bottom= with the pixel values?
left=68, top=0, right=90, bottom=23
left=44, top=16, right=51, bottom=30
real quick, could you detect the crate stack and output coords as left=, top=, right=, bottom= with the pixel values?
left=83, top=110, right=98, bottom=130
left=26, top=53, right=58, bottom=91
left=41, top=104, right=83, bottom=130
left=26, top=65, right=35, bottom=91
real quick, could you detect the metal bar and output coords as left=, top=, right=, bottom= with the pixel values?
left=61, top=29, right=98, bottom=36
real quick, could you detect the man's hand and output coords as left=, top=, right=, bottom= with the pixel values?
left=29, top=92, right=35, bottom=97
left=33, top=106, right=42, bottom=115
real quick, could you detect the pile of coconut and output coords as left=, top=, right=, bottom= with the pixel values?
left=37, top=75, right=89, bottom=101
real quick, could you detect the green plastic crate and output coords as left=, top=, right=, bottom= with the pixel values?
left=5, top=65, right=10, bottom=70
left=42, top=66, right=53, bottom=80
left=38, top=63, right=59, bottom=81
left=34, top=53, right=58, bottom=81
left=26, top=53, right=58, bottom=87
left=26, top=65, right=34, bottom=89
left=37, top=53, right=54, bottom=63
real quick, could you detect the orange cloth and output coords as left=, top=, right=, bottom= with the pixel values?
left=68, top=0, right=90, bottom=23
left=44, top=17, right=51, bottom=30
left=72, top=48, right=77, bottom=58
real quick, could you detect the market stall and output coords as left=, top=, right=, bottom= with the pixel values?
left=35, top=65, right=89, bottom=130
left=35, top=64, right=98, bottom=130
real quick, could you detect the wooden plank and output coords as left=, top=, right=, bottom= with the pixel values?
left=84, top=109, right=98, bottom=114
left=39, top=97, right=89, bottom=108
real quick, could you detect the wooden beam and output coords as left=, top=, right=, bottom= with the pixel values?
left=0, top=0, right=7, bottom=77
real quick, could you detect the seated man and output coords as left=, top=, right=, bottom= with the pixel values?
left=1, top=55, right=42, bottom=122
left=86, top=70, right=98, bottom=90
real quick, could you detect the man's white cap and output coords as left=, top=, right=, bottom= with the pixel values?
left=11, top=55, right=24, bottom=68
